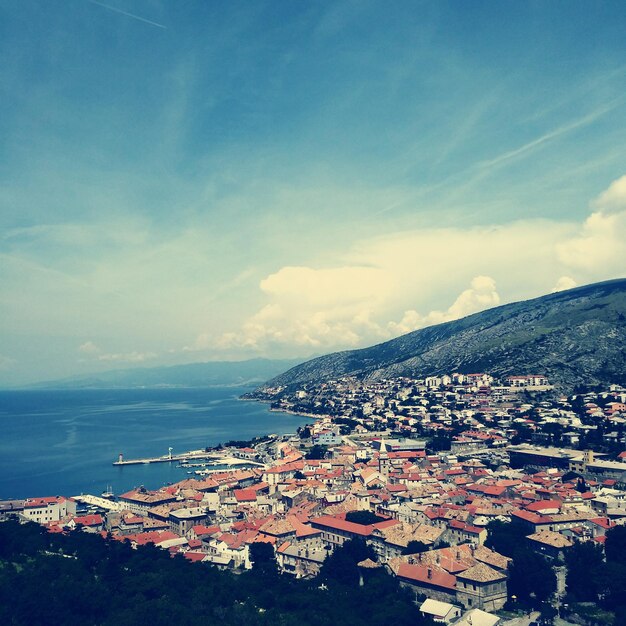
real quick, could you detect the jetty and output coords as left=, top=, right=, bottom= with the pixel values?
left=73, top=494, right=122, bottom=511
left=112, top=447, right=264, bottom=468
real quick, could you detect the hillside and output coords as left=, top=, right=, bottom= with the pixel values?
left=253, top=279, right=626, bottom=394
left=24, top=358, right=303, bottom=389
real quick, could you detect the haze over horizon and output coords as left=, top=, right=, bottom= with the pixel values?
left=1, top=1, right=626, bottom=386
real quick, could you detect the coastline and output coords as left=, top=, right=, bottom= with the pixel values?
left=238, top=395, right=326, bottom=421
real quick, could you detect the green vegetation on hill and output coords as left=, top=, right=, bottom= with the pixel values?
left=0, top=521, right=432, bottom=626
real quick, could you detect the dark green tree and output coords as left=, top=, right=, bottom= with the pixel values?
left=565, top=541, right=604, bottom=601
left=305, top=445, right=328, bottom=460
left=249, top=541, right=277, bottom=577
left=508, top=550, right=556, bottom=605
left=320, top=538, right=376, bottom=586
left=345, top=511, right=383, bottom=525
left=402, top=540, right=429, bottom=555
left=606, top=525, right=626, bottom=564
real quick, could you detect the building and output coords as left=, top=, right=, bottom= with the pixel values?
left=169, top=507, right=209, bottom=536
left=118, top=488, right=177, bottom=515
left=455, top=563, right=507, bottom=612
left=20, top=496, right=76, bottom=524
left=419, top=598, right=462, bottom=623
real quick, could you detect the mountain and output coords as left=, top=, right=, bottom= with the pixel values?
left=253, top=279, right=626, bottom=394
left=24, top=358, right=304, bottom=389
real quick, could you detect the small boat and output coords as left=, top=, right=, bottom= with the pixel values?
left=101, top=486, right=114, bottom=499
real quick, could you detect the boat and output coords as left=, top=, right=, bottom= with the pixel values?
left=101, top=486, right=114, bottom=499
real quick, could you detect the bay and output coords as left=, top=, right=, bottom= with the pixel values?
left=0, top=387, right=308, bottom=500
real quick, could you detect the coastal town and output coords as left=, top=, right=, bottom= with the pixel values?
left=2, top=373, right=626, bottom=626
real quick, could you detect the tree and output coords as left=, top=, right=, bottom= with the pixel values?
left=508, top=550, right=556, bottom=606
left=298, top=426, right=312, bottom=439
left=486, top=519, right=556, bottom=607
left=402, top=541, right=429, bottom=555
left=248, top=541, right=277, bottom=577
left=320, top=539, right=376, bottom=587
left=485, top=519, right=527, bottom=558
left=305, top=445, right=328, bottom=460
left=345, top=511, right=383, bottom=525
left=574, top=477, right=588, bottom=493
left=565, top=541, right=604, bottom=601
left=605, top=525, right=626, bottom=564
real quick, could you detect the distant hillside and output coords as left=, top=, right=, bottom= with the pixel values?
left=253, top=279, right=626, bottom=394
left=26, top=358, right=304, bottom=389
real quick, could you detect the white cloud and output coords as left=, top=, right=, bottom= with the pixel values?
left=552, top=276, right=577, bottom=293
left=557, top=175, right=626, bottom=273
left=213, top=173, right=626, bottom=354
left=592, top=173, right=626, bottom=213
left=78, top=341, right=100, bottom=354
left=388, top=275, right=500, bottom=335
left=216, top=275, right=500, bottom=350
left=259, top=265, right=390, bottom=308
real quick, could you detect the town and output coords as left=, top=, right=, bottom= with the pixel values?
left=2, top=372, right=626, bottom=626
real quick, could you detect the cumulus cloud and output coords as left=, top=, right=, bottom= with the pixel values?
left=215, top=275, right=500, bottom=350
left=213, top=265, right=392, bottom=350
left=592, top=174, right=626, bottom=213
left=552, top=276, right=577, bottom=293
left=211, top=173, right=626, bottom=355
left=388, top=276, right=500, bottom=335
left=259, top=266, right=390, bottom=307
left=557, top=175, right=626, bottom=273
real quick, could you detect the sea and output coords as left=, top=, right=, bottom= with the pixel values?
left=0, top=387, right=309, bottom=500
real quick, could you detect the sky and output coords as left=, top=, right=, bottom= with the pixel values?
left=1, top=0, right=625, bottom=386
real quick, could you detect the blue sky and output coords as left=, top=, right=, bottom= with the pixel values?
left=1, top=0, right=625, bottom=385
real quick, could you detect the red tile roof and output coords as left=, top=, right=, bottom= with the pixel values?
left=397, top=563, right=457, bottom=590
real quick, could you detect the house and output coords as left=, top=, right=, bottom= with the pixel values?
left=311, top=514, right=398, bottom=549
left=393, top=561, right=457, bottom=604
left=526, top=529, right=573, bottom=560
left=455, top=563, right=507, bottom=611
left=369, top=522, right=444, bottom=561
left=455, top=608, right=500, bottom=626
left=202, top=531, right=253, bottom=569
left=276, top=541, right=326, bottom=578
left=446, top=520, right=487, bottom=545
left=419, top=598, right=462, bottom=623
left=169, top=507, right=209, bottom=536
left=66, top=514, right=104, bottom=532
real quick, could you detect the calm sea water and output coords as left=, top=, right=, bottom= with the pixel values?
left=0, top=387, right=308, bottom=500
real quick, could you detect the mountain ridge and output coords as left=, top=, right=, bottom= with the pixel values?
left=252, top=278, right=626, bottom=394
left=19, top=358, right=305, bottom=390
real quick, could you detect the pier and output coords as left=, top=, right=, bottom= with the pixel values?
left=113, top=448, right=265, bottom=468
left=73, top=494, right=122, bottom=511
